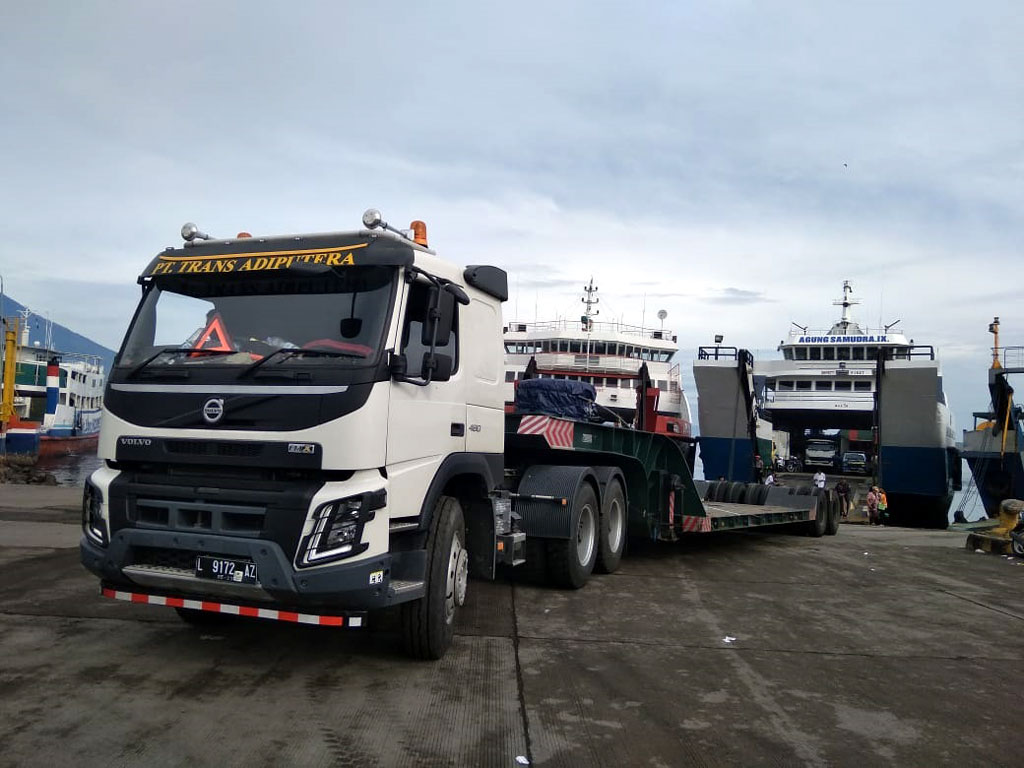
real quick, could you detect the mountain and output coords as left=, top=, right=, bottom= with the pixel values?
left=1, top=296, right=117, bottom=373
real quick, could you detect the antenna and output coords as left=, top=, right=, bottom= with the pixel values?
left=884, top=319, right=901, bottom=332
left=832, top=280, right=859, bottom=329
left=791, top=322, right=808, bottom=333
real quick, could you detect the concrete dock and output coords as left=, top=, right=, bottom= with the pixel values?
left=1, top=485, right=1022, bottom=766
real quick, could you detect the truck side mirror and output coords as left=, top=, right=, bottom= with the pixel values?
left=422, top=352, right=453, bottom=382
left=421, top=287, right=455, bottom=347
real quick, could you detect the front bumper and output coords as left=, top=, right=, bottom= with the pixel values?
left=81, top=527, right=426, bottom=611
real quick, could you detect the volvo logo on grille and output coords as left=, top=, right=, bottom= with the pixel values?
left=202, top=398, right=225, bottom=424
left=119, top=437, right=152, bottom=446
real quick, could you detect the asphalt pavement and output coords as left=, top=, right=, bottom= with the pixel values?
left=1, top=486, right=1022, bottom=767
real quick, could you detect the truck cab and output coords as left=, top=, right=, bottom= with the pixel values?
left=80, top=211, right=508, bottom=658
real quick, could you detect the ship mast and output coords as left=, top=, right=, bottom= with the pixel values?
left=581, top=278, right=599, bottom=372
left=832, top=280, right=860, bottom=333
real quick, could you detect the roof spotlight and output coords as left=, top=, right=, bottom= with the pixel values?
left=181, top=222, right=212, bottom=242
left=362, top=209, right=383, bottom=229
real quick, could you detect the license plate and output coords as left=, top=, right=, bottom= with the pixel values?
left=195, top=556, right=259, bottom=585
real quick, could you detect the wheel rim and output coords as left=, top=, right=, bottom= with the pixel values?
left=606, top=496, right=624, bottom=554
left=576, top=503, right=596, bottom=566
left=445, top=532, right=467, bottom=624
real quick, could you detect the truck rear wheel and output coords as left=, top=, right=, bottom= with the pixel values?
left=547, top=483, right=599, bottom=589
left=401, top=495, right=466, bottom=660
left=595, top=479, right=626, bottom=574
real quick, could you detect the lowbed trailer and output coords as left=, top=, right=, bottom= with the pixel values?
left=80, top=210, right=837, bottom=660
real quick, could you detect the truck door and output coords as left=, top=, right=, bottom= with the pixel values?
left=386, top=276, right=466, bottom=516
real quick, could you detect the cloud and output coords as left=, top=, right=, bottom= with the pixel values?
left=704, top=288, right=775, bottom=305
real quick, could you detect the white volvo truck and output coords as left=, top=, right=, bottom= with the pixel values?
left=81, top=210, right=836, bottom=659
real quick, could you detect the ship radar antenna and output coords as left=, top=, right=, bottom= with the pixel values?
left=832, top=280, right=860, bottom=331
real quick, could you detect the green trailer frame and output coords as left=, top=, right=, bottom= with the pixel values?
left=505, top=413, right=828, bottom=540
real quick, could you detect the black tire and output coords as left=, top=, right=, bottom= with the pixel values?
left=805, top=491, right=828, bottom=537
left=825, top=492, right=840, bottom=536
left=174, top=607, right=236, bottom=626
left=756, top=484, right=771, bottom=505
left=596, top=480, right=626, bottom=574
left=726, top=482, right=745, bottom=503
left=547, top=483, right=599, bottom=589
left=401, top=495, right=466, bottom=660
left=1012, top=537, right=1024, bottom=557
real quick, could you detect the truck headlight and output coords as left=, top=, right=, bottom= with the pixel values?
left=82, top=480, right=107, bottom=546
left=297, top=490, right=386, bottom=567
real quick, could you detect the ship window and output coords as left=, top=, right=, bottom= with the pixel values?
left=593, top=342, right=606, bottom=355
left=657, top=380, right=667, bottom=389
left=815, top=380, right=832, bottom=390
left=621, top=378, right=632, bottom=389
left=836, top=347, right=850, bottom=360
left=834, top=381, right=852, bottom=391
left=822, top=347, right=835, bottom=360
left=504, top=342, right=515, bottom=353
left=783, top=349, right=793, bottom=360
left=569, top=341, right=581, bottom=353
left=852, top=347, right=865, bottom=360
left=795, top=347, right=807, bottom=360
left=894, top=347, right=909, bottom=360
left=854, top=381, right=872, bottom=391
left=779, top=381, right=794, bottom=391
left=505, top=371, right=515, bottom=382
left=796, top=380, right=812, bottom=390
left=866, top=346, right=877, bottom=359
left=59, top=392, right=68, bottom=405
left=809, top=348, right=821, bottom=360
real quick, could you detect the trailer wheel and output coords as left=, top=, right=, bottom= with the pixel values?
left=401, top=495, right=466, bottom=660
left=596, top=480, right=626, bottom=574
left=825, top=492, right=840, bottom=536
left=805, top=491, right=828, bottom=537
left=547, top=483, right=599, bottom=588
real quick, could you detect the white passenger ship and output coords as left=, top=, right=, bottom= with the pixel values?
left=503, top=280, right=692, bottom=438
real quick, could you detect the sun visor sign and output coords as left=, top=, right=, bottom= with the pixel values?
left=145, top=243, right=368, bottom=277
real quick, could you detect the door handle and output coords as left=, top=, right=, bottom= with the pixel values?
left=451, top=423, right=465, bottom=437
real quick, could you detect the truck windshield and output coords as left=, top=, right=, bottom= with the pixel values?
left=117, top=267, right=396, bottom=373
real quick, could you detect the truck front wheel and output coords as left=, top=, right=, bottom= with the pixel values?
left=401, top=495, right=466, bottom=660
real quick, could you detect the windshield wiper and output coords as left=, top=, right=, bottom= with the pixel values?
left=125, top=347, right=235, bottom=378
left=236, top=347, right=366, bottom=379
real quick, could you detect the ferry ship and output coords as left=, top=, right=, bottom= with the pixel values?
left=503, top=280, right=693, bottom=448
left=960, top=318, right=1024, bottom=519
left=694, top=281, right=959, bottom=527
left=1, top=311, right=105, bottom=457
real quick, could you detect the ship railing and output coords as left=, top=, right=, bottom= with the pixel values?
left=517, top=352, right=670, bottom=374
left=1002, top=346, right=1024, bottom=369
left=768, top=391, right=875, bottom=405
left=697, top=346, right=738, bottom=360
left=505, top=319, right=676, bottom=341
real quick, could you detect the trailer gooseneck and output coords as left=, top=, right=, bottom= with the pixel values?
left=80, top=211, right=837, bottom=659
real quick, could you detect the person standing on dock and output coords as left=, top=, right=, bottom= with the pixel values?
left=813, top=470, right=826, bottom=490
left=835, top=477, right=851, bottom=519
left=866, top=486, right=879, bottom=525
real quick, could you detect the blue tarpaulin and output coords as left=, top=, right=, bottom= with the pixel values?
left=515, top=378, right=596, bottom=420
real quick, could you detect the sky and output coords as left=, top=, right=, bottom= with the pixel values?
left=1, top=0, right=1021, bottom=435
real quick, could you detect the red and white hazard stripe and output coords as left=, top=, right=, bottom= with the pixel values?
left=100, top=587, right=363, bottom=628
left=679, top=515, right=713, bottom=533
left=668, top=490, right=675, bottom=527
left=516, top=415, right=575, bottom=449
